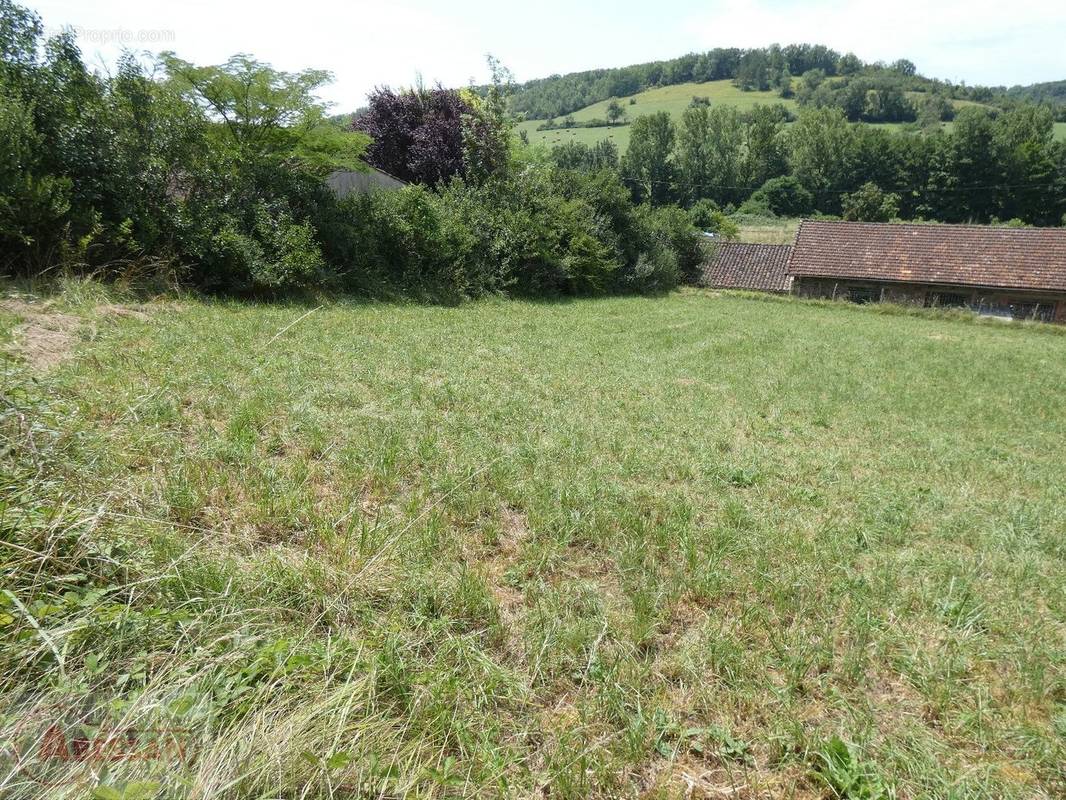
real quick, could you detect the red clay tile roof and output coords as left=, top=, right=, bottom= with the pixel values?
left=699, top=242, right=793, bottom=293
left=788, top=220, right=1066, bottom=292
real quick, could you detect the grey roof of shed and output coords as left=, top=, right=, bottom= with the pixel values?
left=327, top=167, right=406, bottom=197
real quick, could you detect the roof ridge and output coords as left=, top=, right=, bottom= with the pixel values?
left=789, top=219, right=1066, bottom=292
left=797, top=219, right=1064, bottom=234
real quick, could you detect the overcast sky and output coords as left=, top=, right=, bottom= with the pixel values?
left=26, top=0, right=1066, bottom=111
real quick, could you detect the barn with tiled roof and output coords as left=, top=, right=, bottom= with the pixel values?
left=698, top=242, right=793, bottom=294
left=787, top=220, right=1066, bottom=323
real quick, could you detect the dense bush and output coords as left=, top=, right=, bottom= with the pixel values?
left=841, top=182, right=901, bottom=222
left=688, top=199, right=740, bottom=238
left=0, top=2, right=371, bottom=291
left=639, top=204, right=704, bottom=285
left=325, top=165, right=699, bottom=299
left=548, top=140, right=619, bottom=172
left=0, top=1, right=702, bottom=301
left=741, top=176, right=814, bottom=217
left=325, top=186, right=478, bottom=300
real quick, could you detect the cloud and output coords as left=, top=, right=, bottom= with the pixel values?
left=29, top=0, right=1066, bottom=108
left=688, top=0, right=1066, bottom=86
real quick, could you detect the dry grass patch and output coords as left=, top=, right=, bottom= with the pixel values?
left=1, top=299, right=83, bottom=370
left=2, top=287, right=1063, bottom=798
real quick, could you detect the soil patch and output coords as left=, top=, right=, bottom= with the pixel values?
left=1, top=300, right=82, bottom=371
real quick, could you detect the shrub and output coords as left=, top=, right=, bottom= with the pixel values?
left=842, top=182, right=900, bottom=222
left=207, top=206, right=326, bottom=292
left=738, top=194, right=773, bottom=217
left=639, top=206, right=707, bottom=285
left=743, top=176, right=814, bottom=217
left=556, top=167, right=695, bottom=290
left=688, top=199, right=740, bottom=239
left=625, top=248, right=679, bottom=292
left=0, top=89, right=72, bottom=270
left=352, top=86, right=470, bottom=186
left=324, top=163, right=696, bottom=300
left=443, top=168, right=620, bottom=296
left=328, top=185, right=478, bottom=300
left=0, top=0, right=693, bottom=301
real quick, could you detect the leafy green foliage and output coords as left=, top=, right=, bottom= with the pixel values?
left=743, top=176, right=814, bottom=217
left=212, top=203, right=327, bottom=290
left=637, top=204, right=702, bottom=285
left=159, top=53, right=367, bottom=174
left=621, top=112, right=676, bottom=205
left=461, top=56, right=514, bottom=186
left=0, top=2, right=371, bottom=290
left=842, top=182, right=901, bottom=222
left=321, top=164, right=696, bottom=299
left=687, top=198, right=739, bottom=238
left=548, top=139, right=619, bottom=172
left=0, top=5, right=697, bottom=300
left=0, top=88, right=71, bottom=262
left=814, top=737, right=888, bottom=799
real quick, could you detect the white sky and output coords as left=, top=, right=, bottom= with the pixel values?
left=26, top=0, right=1066, bottom=112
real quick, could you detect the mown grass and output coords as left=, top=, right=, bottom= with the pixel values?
left=1, top=284, right=1064, bottom=799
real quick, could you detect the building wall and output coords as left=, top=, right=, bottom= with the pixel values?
left=792, top=277, right=1066, bottom=324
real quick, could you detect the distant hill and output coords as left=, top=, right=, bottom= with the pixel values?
left=1006, top=80, right=1066, bottom=107
left=505, top=45, right=1065, bottom=123
left=516, top=80, right=795, bottom=152
left=517, top=78, right=1066, bottom=154
left=506, top=46, right=1066, bottom=154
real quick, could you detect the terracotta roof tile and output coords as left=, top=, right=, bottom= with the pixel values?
left=788, top=221, right=1066, bottom=292
left=699, top=243, right=793, bottom=293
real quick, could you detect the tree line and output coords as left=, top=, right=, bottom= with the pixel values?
left=594, top=101, right=1066, bottom=226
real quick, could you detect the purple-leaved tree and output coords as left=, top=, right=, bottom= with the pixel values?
left=352, top=85, right=469, bottom=185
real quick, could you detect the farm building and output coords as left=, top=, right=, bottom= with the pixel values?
left=787, top=220, right=1066, bottom=323
left=326, top=166, right=406, bottom=197
left=698, top=242, right=793, bottom=293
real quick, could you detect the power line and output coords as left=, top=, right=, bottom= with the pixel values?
left=615, top=175, right=1065, bottom=195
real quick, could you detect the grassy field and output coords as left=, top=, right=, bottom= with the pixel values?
left=517, top=79, right=1066, bottom=153
left=2, top=284, right=1064, bottom=799
left=518, top=80, right=795, bottom=151
left=521, top=119, right=1066, bottom=152
left=735, top=217, right=802, bottom=244
left=520, top=121, right=636, bottom=152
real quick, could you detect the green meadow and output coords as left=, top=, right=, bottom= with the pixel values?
left=517, top=79, right=1066, bottom=153
left=2, top=284, right=1063, bottom=798
left=574, top=80, right=800, bottom=120
left=518, top=79, right=793, bottom=151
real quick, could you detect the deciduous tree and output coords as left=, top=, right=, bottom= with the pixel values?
left=622, top=111, right=676, bottom=205
left=842, top=182, right=900, bottom=221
